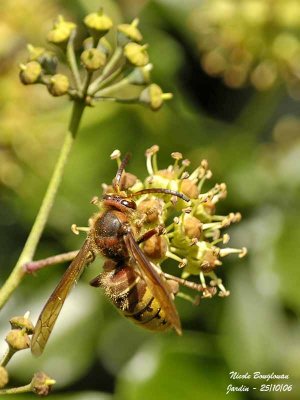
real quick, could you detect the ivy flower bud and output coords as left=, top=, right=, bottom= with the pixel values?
left=84, top=8, right=113, bottom=41
left=27, top=44, right=58, bottom=74
left=0, top=366, right=9, bottom=389
left=127, top=64, right=152, bottom=85
left=48, top=74, right=69, bottom=96
left=38, top=51, right=58, bottom=75
left=83, top=37, right=94, bottom=50
left=31, top=372, right=56, bottom=396
left=120, top=172, right=138, bottom=190
left=143, top=235, right=168, bottom=260
left=98, top=37, right=112, bottom=56
left=9, top=315, right=34, bottom=334
left=83, top=37, right=112, bottom=57
left=181, top=179, right=199, bottom=199
left=137, top=198, right=163, bottom=224
left=19, top=61, right=42, bottom=85
left=6, top=329, right=30, bottom=351
left=117, top=18, right=143, bottom=46
left=27, top=44, right=45, bottom=61
left=139, top=84, right=173, bottom=111
left=201, top=249, right=220, bottom=273
left=183, top=216, right=202, bottom=239
left=47, top=15, right=76, bottom=45
left=124, top=43, right=149, bottom=67
left=80, top=48, right=106, bottom=71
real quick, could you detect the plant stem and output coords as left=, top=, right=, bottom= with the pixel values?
left=90, top=65, right=123, bottom=93
left=67, top=30, right=82, bottom=90
left=0, top=383, right=32, bottom=395
left=81, top=70, right=93, bottom=95
left=88, top=46, right=123, bottom=94
left=0, top=347, right=15, bottom=367
left=95, top=76, right=130, bottom=97
left=25, top=250, right=79, bottom=273
left=94, top=96, right=139, bottom=104
left=0, top=100, right=85, bottom=310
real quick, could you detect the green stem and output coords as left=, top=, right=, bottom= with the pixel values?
left=88, top=65, right=123, bottom=96
left=94, top=96, right=139, bottom=104
left=95, top=76, right=130, bottom=97
left=0, top=100, right=85, bottom=310
left=92, top=65, right=123, bottom=92
left=81, top=70, right=93, bottom=95
left=67, top=31, right=82, bottom=90
left=0, top=348, right=15, bottom=367
left=25, top=250, right=79, bottom=273
left=88, top=46, right=123, bottom=94
left=0, top=383, right=32, bottom=395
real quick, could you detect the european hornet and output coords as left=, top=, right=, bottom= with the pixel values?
left=31, top=153, right=200, bottom=356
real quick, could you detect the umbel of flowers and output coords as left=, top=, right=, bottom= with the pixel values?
left=101, top=146, right=247, bottom=301
left=189, top=0, right=300, bottom=95
left=19, top=10, right=172, bottom=110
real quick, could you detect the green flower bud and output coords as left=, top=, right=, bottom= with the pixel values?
left=117, top=18, right=143, bottom=46
left=40, top=52, right=58, bottom=75
left=124, top=43, right=149, bottom=67
left=83, top=37, right=94, bottom=50
left=48, top=74, right=69, bottom=96
left=31, top=372, right=56, bottom=396
left=127, top=64, right=152, bottom=85
left=84, top=8, right=113, bottom=41
left=47, top=15, right=76, bottom=45
left=27, top=44, right=45, bottom=61
left=27, top=44, right=57, bottom=75
left=84, top=37, right=112, bottom=56
left=98, top=37, right=112, bottom=56
left=80, top=48, right=106, bottom=71
left=19, top=61, right=42, bottom=85
left=6, top=329, right=30, bottom=351
left=0, top=366, right=9, bottom=389
left=9, top=315, right=34, bottom=334
left=139, top=83, right=173, bottom=111
left=194, top=203, right=214, bottom=222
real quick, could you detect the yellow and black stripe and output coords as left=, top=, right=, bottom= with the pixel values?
left=100, top=265, right=171, bottom=332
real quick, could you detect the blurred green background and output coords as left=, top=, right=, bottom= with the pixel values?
left=0, top=0, right=300, bottom=399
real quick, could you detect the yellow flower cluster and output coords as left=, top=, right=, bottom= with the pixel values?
left=189, top=0, right=300, bottom=94
left=104, top=146, right=247, bottom=301
left=19, top=9, right=172, bottom=109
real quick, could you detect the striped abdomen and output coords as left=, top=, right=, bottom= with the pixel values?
left=99, top=264, right=171, bottom=332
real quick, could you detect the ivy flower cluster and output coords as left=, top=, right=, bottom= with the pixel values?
left=0, top=312, right=55, bottom=395
left=189, top=0, right=300, bottom=94
left=103, top=146, right=247, bottom=301
left=19, top=9, right=172, bottom=110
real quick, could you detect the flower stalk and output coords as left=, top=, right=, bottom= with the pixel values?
left=0, top=348, right=15, bottom=368
left=0, top=383, right=32, bottom=395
